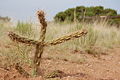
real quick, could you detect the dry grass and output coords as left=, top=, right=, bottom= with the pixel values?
left=0, top=20, right=120, bottom=75
left=45, top=21, right=120, bottom=49
left=43, top=21, right=120, bottom=61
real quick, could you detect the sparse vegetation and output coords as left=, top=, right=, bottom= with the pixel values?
left=1, top=18, right=120, bottom=69
left=0, top=9, right=120, bottom=80
left=46, top=21, right=120, bottom=50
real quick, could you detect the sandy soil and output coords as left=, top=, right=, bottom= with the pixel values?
left=0, top=48, right=120, bottom=80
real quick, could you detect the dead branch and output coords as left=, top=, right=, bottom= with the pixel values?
left=15, top=63, right=30, bottom=78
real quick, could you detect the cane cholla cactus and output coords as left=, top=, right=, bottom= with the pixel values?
left=8, top=30, right=87, bottom=46
left=8, top=10, right=88, bottom=76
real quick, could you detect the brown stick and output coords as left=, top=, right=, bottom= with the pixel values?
left=15, top=63, right=30, bottom=78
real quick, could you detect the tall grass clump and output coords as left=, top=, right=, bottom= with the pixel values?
left=0, top=22, right=32, bottom=69
left=74, top=24, right=98, bottom=48
left=45, top=21, right=120, bottom=56
left=13, top=21, right=35, bottom=65
left=15, top=21, right=33, bottom=36
left=0, top=21, right=35, bottom=69
left=0, top=44, right=33, bottom=70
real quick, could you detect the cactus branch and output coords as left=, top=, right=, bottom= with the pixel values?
left=45, top=29, right=87, bottom=46
left=8, top=10, right=88, bottom=76
left=8, top=32, right=40, bottom=45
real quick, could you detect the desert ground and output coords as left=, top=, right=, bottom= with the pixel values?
left=0, top=20, right=120, bottom=80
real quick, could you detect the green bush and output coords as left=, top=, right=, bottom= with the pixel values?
left=54, top=6, right=119, bottom=25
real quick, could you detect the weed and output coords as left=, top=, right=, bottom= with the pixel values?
left=15, top=21, right=33, bottom=36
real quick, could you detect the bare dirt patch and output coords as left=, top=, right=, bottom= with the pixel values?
left=0, top=47, right=120, bottom=80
